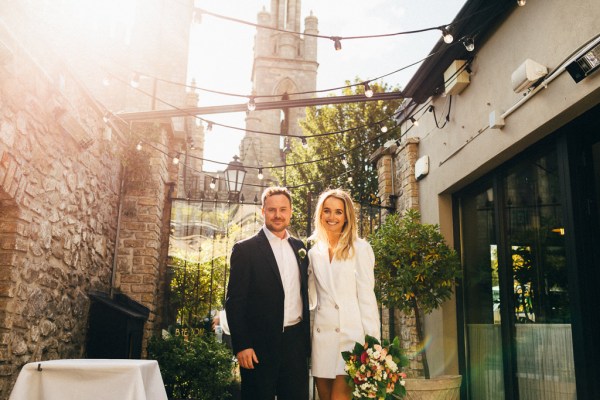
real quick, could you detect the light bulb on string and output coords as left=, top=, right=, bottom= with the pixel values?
left=247, top=96, right=256, bottom=112
left=130, top=72, right=140, bottom=88
left=210, top=177, right=216, bottom=189
left=463, top=37, right=475, bottom=52
left=380, top=124, right=388, bottom=133
left=341, top=155, right=349, bottom=168
left=410, top=117, right=419, bottom=127
left=332, top=36, right=342, bottom=51
left=206, top=122, right=213, bottom=132
left=301, top=137, right=308, bottom=148
left=364, top=82, right=373, bottom=98
left=135, top=141, right=142, bottom=151
left=441, top=27, right=453, bottom=44
left=257, top=168, right=264, bottom=180
left=172, top=154, right=180, bottom=165
left=517, top=0, right=526, bottom=6
left=347, top=176, right=353, bottom=182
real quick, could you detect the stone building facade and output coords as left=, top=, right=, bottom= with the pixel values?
left=239, top=0, right=318, bottom=200
left=0, top=1, right=194, bottom=397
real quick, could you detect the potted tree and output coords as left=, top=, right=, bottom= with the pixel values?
left=370, top=209, right=462, bottom=399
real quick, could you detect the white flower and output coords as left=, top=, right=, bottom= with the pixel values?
left=298, top=248, right=307, bottom=259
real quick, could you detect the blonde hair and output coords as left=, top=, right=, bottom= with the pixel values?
left=310, top=189, right=358, bottom=260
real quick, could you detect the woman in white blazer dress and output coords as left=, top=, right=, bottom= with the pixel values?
left=307, top=189, right=380, bottom=400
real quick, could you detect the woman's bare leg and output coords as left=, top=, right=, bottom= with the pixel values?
left=315, top=377, right=333, bottom=400
left=330, top=375, right=352, bottom=400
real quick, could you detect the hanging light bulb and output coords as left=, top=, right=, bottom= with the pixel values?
left=257, top=168, right=264, bottom=180
left=517, top=0, right=526, bottom=6
left=347, top=176, right=353, bottom=182
left=135, top=141, right=142, bottom=151
left=441, top=27, right=453, bottom=44
left=247, top=96, right=256, bottom=112
left=210, top=177, right=216, bottom=189
left=363, top=82, right=373, bottom=98
left=102, top=113, right=110, bottom=124
left=301, top=137, right=308, bottom=148
left=172, top=154, right=180, bottom=165
left=380, top=124, right=388, bottom=133
left=410, top=117, right=419, bottom=127
left=463, top=37, right=475, bottom=52
left=332, top=37, right=342, bottom=51
left=130, top=72, right=140, bottom=88
left=206, top=122, right=213, bottom=132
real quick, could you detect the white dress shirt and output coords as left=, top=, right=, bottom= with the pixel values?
left=263, top=226, right=302, bottom=327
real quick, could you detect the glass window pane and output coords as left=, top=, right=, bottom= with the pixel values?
left=503, top=149, right=576, bottom=399
left=461, top=185, right=505, bottom=400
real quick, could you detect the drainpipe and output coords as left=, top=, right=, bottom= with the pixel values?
left=110, top=165, right=127, bottom=298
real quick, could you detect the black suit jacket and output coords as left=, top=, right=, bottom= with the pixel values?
left=225, top=229, right=310, bottom=360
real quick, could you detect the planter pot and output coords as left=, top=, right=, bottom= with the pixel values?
left=404, top=375, right=462, bottom=400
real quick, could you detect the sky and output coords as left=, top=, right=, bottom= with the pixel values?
left=188, top=0, right=467, bottom=171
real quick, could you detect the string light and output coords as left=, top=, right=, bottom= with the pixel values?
left=206, top=122, right=213, bottom=131
left=210, top=177, right=216, bottom=189
left=442, top=27, right=453, bottom=44
left=410, top=117, right=419, bottom=126
left=341, top=155, right=349, bottom=168
left=136, top=141, right=142, bottom=151
left=517, top=0, right=526, bottom=6
left=332, top=36, right=342, bottom=51
left=364, top=82, right=373, bottom=98
left=380, top=124, right=388, bottom=133
left=257, top=168, right=264, bottom=180
left=130, top=72, right=140, bottom=88
left=247, top=96, right=256, bottom=112
left=463, top=37, right=475, bottom=52
left=301, top=137, right=308, bottom=148
left=172, top=154, right=180, bottom=165
left=102, top=113, right=110, bottom=123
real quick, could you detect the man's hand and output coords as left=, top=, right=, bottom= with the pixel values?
left=236, top=348, right=259, bottom=369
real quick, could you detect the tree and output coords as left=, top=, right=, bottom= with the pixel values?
left=273, top=79, right=403, bottom=236
left=369, top=209, right=461, bottom=379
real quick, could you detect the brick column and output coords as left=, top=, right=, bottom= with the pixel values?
left=371, top=137, right=424, bottom=377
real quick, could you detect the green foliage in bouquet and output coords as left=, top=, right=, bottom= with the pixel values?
left=147, top=332, right=235, bottom=400
left=342, top=335, right=409, bottom=399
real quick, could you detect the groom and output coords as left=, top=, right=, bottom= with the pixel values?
left=225, top=186, right=310, bottom=400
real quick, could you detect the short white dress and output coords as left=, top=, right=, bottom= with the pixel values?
left=308, top=238, right=381, bottom=378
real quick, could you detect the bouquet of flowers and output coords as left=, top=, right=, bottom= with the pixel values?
left=342, top=335, right=408, bottom=400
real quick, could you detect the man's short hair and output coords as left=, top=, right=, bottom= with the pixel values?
left=261, top=186, right=292, bottom=206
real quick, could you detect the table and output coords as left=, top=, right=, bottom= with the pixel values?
left=9, top=359, right=168, bottom=400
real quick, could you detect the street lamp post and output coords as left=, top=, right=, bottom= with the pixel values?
left=224, top=155, right=247, bottom=201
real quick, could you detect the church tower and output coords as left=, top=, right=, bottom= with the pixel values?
left=239, top=0, right=318, bottom=200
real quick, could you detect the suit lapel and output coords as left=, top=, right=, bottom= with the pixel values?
left=315, top=241, right=338, bottom=303
left=256, top=229, right=283, bottom=288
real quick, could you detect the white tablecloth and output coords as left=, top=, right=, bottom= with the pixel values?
left=9, top=359, right=168, bottom=400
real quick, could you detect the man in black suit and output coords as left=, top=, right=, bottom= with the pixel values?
left=225, top=186, right=310, bottom=400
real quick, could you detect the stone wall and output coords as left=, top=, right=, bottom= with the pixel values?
left=372, top=137, right=424, bottom=377
left=0, top=26, right=124, bottom=397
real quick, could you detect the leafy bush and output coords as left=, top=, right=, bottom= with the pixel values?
left=147, top=332, right=236, bottom=400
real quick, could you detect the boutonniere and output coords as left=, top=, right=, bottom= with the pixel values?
left=298, top=248, right=307, bottom=260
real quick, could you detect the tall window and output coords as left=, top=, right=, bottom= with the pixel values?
left=459, top=145, right=576, bottom=399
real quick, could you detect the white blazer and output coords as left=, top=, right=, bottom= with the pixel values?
left=308, top=238, right=380, bottom=378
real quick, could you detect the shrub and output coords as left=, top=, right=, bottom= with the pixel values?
left=147, top=332, right=235, bottom=400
